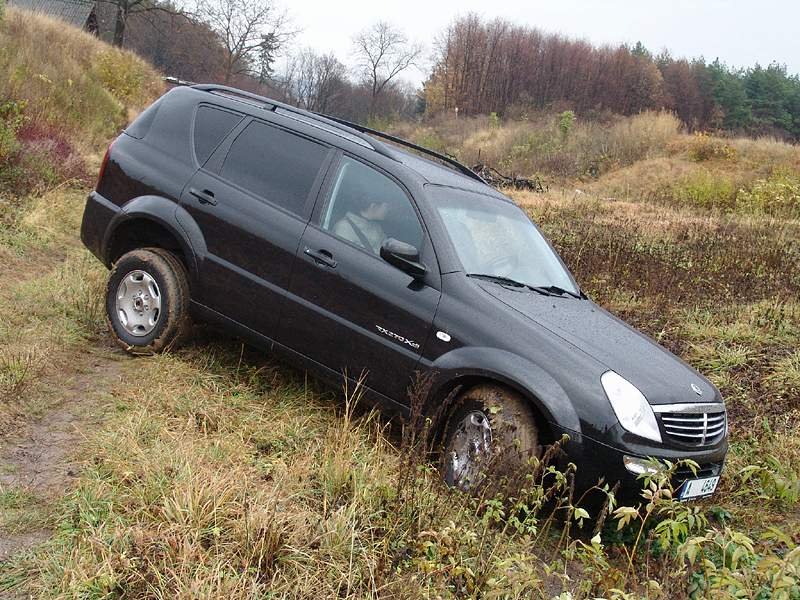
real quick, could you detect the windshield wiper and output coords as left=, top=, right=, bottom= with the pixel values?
left=467, top=273, right=556, bottom=296
left=540, top=285, right=583, bottom=299
left=467, top=274, right=583, bottom=298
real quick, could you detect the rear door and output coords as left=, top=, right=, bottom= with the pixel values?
left=181, top=109, right=333, bottom=338
left=279, top=155, right=441, bottom=404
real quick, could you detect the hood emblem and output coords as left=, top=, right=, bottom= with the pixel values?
left=691, top=383, right=703, bottom=396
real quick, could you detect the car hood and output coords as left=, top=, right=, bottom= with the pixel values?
left=478, top=283, right=718, bottom=406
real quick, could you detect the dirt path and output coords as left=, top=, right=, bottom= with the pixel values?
left=0, top=343, right=128, bottom=562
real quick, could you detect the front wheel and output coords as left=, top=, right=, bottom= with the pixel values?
left=106, top=248, right=191, bottom=355
left=441, top=384, right=540, bottom=490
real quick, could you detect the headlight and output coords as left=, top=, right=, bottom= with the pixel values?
left=601, top=371, right=662, bottom=443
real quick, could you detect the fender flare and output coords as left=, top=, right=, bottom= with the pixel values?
left=102, top=196, right=206, bottom=286
left=425, top=346, right=582, bottom=437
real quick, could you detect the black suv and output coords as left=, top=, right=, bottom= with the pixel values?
left=81, top=84, right=727, bottom=501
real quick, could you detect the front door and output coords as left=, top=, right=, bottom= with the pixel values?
left=279, top=155, right=441, bottom=404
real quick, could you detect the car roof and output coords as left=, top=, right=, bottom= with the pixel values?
left=184, top=83, right=505, bottom=198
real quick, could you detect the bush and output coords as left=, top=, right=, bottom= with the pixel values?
left=671, top=169, right=737, bottom=210
left=688, top=132, right=737, bottom=162
left=736, top=169, right=800, bottom=218
left=0, top=99, right=24, bottom=162
left=0, top=98, right=88, bottom=196
left=93, top=50, right=148, bottom=107
left=558, top=110, right=575, bottom=139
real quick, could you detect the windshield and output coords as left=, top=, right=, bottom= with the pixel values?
left=431, top=187, right=579, bottom=294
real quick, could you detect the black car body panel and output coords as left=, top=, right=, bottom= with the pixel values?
left=81, top=84, right=728, bottom=499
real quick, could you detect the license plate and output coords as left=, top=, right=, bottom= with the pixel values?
left=679, top=476, right=720, bottom=500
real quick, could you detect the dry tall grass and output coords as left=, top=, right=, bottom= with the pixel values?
left=393, top=109, right=800, bottom=217
left=0, top=7, right=163, bottom=147
left=392, top=111, right=682, bottom=180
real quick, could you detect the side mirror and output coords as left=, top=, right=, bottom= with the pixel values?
left=380, top=238, right=427, bottom=279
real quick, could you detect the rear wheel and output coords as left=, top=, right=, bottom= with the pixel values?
left=441, top=384, right=540, bottom=489
left=106, top=248, right=191, bottom=355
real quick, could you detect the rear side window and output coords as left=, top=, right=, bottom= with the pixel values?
left=220, top=121, right=328, bottom=214
left=125, top=96, right=163, bottom=139
left=193, top=106, right=243, bottom=166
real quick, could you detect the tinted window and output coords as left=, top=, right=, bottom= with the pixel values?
left=126, top=96, right=163, bottom=139
left=321, top=156, right=422, bottom=255
left=221, top=121, right=328, bottom=214
left=193, top=106, right=242, bottom=166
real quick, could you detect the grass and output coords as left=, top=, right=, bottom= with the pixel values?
left=0, top=8, right=163, bottom=149
left=0, top=16, right=798, bottom=595
left=0, top=179, right=797, bottom=599
left=394, top=110, right=800, bottom=219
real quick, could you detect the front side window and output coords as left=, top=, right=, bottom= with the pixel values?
left=431, top=186, right=579, bottom=294
left=321, top=156, right=422, bottom=255
left=221, top=121, right=328, bottom=214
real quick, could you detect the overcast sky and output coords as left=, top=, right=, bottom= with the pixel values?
left=285, top=0, right=800, bottom=87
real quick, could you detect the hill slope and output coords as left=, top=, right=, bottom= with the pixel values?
left=0, top=7, right=163, bottom=146
left=0, top=12, right=798, bottom=599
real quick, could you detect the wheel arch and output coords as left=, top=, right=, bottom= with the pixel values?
left=425, top=348, right=583, bottom=445
left=102, top=196, right=205, bottom=290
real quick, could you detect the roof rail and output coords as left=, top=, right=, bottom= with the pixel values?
left=191, top=84, right=484, bottom=183
left=313, top=113, right=485, bottom=184
left=192, top=83, right=276, bottom=109
left=191, top=84, right=395, bottom=160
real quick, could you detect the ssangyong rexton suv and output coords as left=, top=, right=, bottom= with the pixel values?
left=80, top=84, right=728, bottom=502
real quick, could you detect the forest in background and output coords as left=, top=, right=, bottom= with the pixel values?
left=115, top=5, right=800, bottom=140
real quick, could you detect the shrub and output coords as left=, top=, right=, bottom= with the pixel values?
left=671, top=169, right=737, bottom=210
left=558, top=110, right=575, bottom=139
left=0, top=99, right=24, bottom=162
left=688, top=132, right=737, bottom=162
left=0, top=98, right=88, bottom=196
left=736, top=168, right=800, bottom=218
left=739, top=455, right=800, bottom=503
left=93, top=50, right=147, bottom=107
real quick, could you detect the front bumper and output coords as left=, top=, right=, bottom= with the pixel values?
left=552, top=425, right=727, bottom=506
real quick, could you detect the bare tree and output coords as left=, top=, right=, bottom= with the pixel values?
left=126, top=9, right=229, bottom=81
left=353, top=21, right=422, bottom=116
left=197, top=0, right=292, bottom=84
left=97, top=0, right=189, bottom=47
left=282, top=49, right=348, bottom=113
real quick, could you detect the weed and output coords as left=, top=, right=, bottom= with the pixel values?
left=0, top=347, right=40, bottom=403
left=737, top=168, right=800, bottom=218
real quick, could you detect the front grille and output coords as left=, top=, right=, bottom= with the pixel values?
left=653, top=403, right=726, bottom=447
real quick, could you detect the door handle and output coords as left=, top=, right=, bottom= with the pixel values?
left=304, top=247, right=337, bottom=268
left=189, top=187, right=217, bottom=205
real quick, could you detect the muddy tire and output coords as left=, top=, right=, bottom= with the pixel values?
left=441, top=384, right=541, bottom=489
left=105, top=247, right=191, bottom=355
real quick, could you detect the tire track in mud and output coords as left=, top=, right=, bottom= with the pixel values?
left=0, top=345, right=127, bottom=562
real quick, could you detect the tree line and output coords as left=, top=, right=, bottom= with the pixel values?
left=425, top=14, right=800, bottom=140
left=116, top=2, right=799, bottom=138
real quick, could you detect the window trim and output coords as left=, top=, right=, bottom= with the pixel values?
left=309, top=151, right=430, bottom=265
left=212, top=117, right=335, bottom=220
left=190, top=103, right=245, bottom=168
